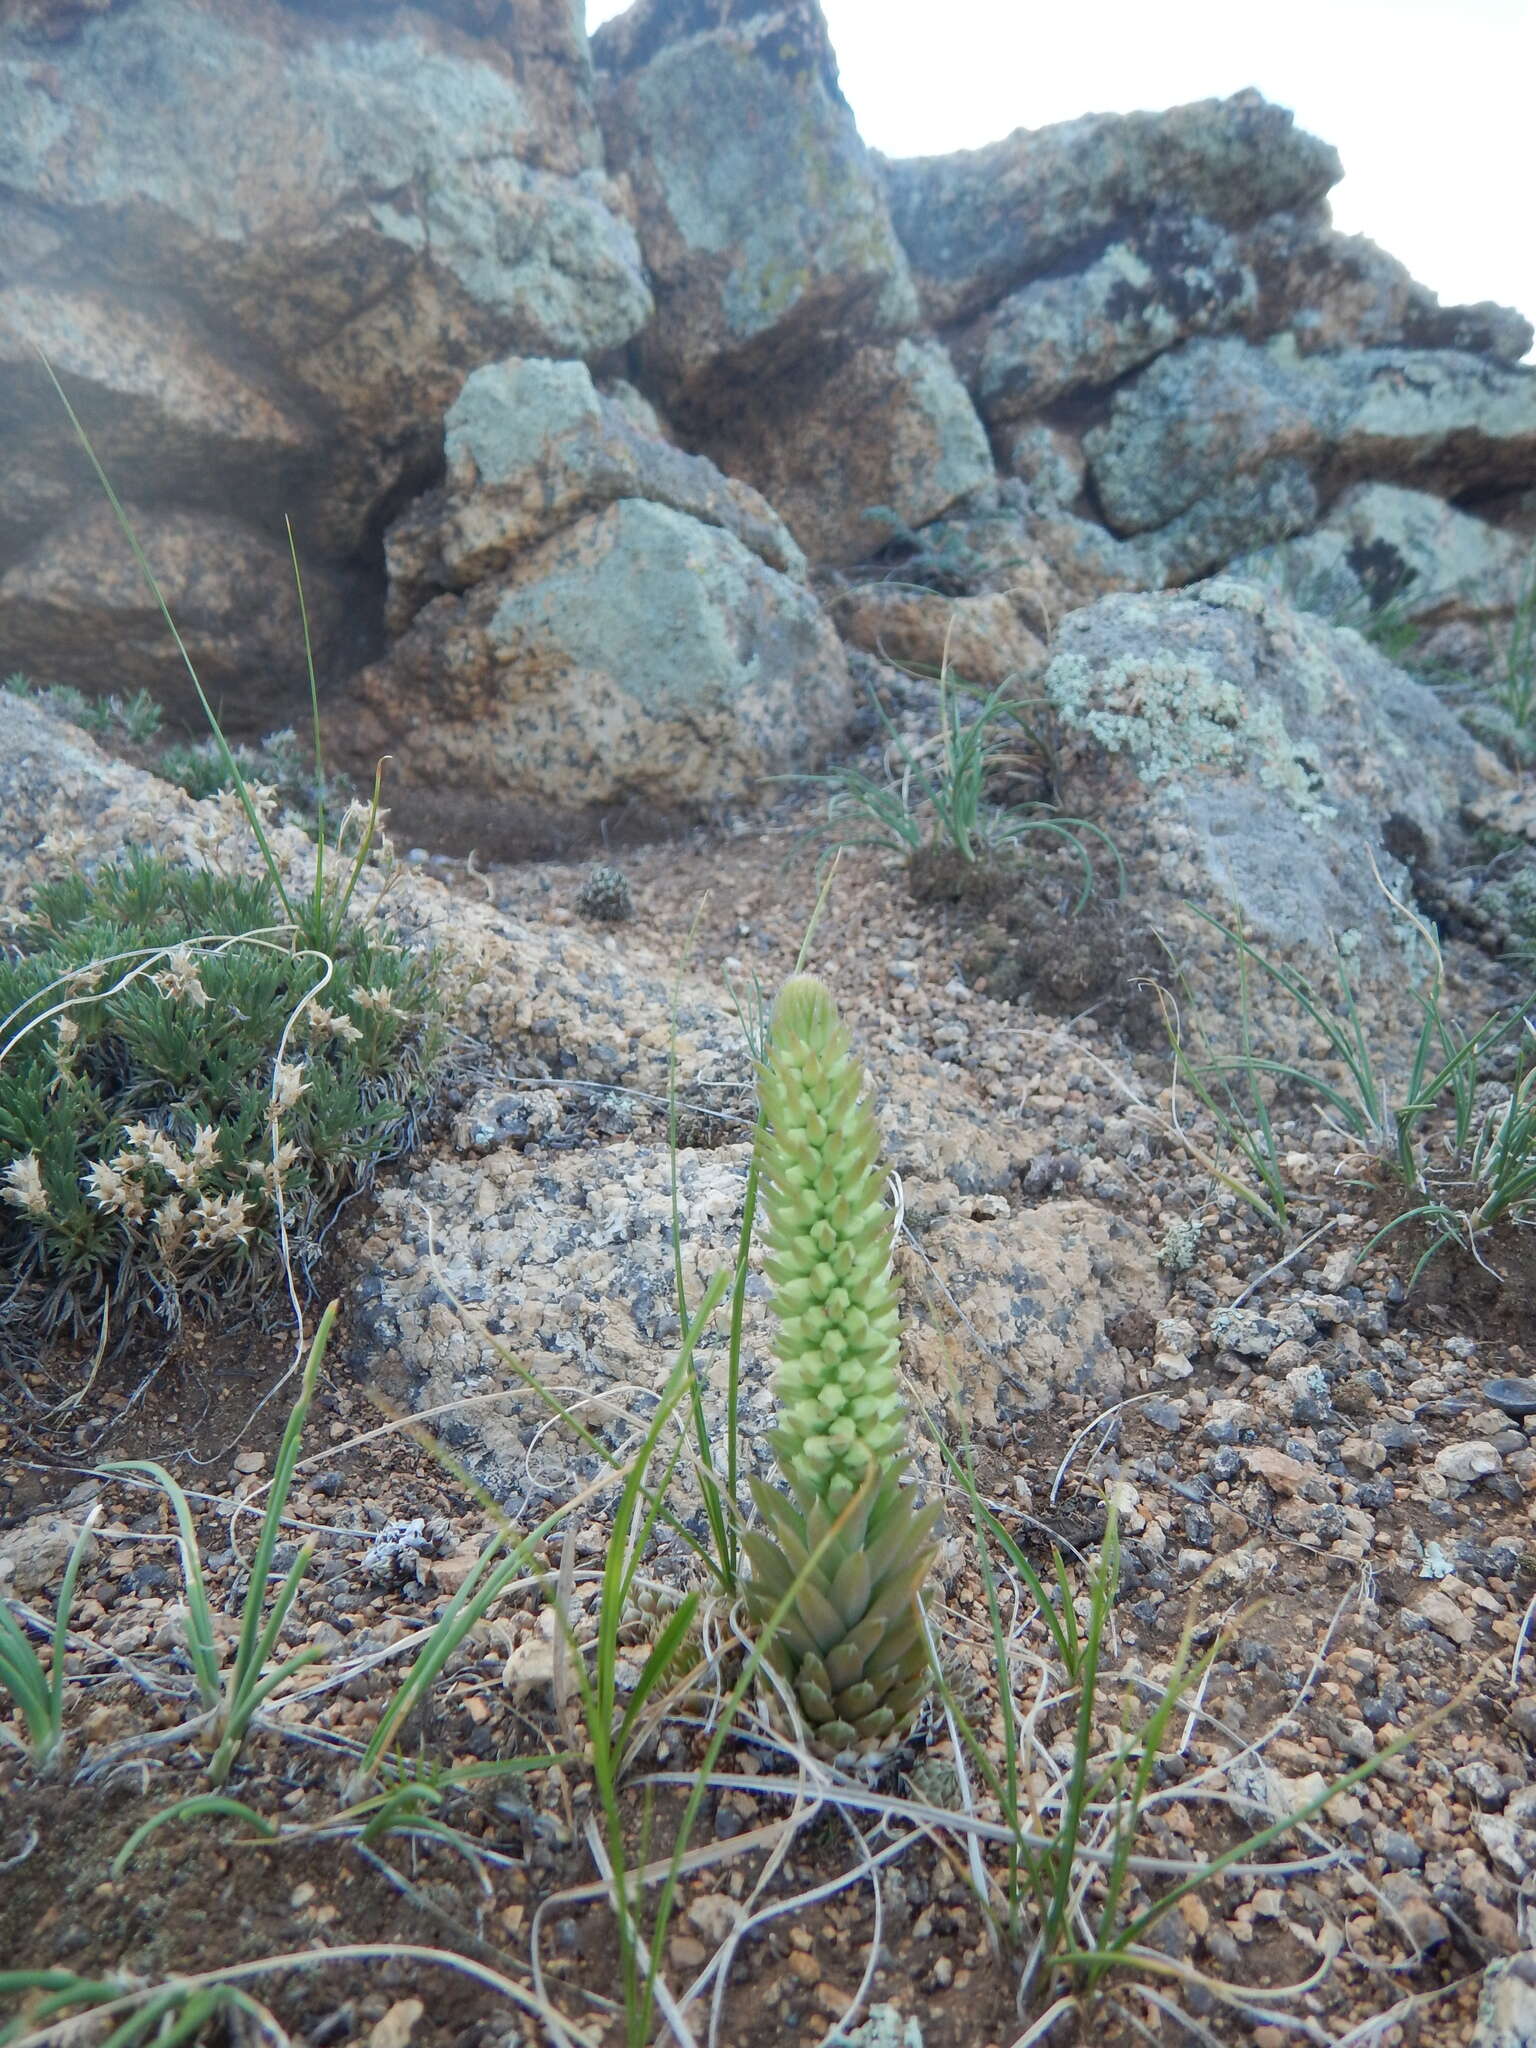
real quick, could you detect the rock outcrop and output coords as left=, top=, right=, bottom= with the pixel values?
left=694, top=336, right=996, bottom=567
left=592, top=0, right=916, bottom=402
left=1084, top=339, right=1536, bottom=538
left=1, top=0, right=1531, bottom=838
left=869, top=83, right=1530, bottom=640
left=333, top=357, right=851, bottom=851
left=1, top=0, right=651, bottom=707
left=0, top=502, right=360, bottom=728
left=590, top=0, right=994, bottom=566
left=379, top=355, right=806, bottom=632
left=1043, top=579, right=1503, bottom=969
left=882, top=92, right=1343, bottom=331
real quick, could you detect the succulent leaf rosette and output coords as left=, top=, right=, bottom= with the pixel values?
left=743, top=976, right=937, bottom=1757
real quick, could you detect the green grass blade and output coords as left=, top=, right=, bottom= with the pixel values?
left=38, top=354, right=295, bottom=921
left=242, top=1542, right=315, bottom=1692
left=113, top=1796, right=279, bottom=1876
left=285, top=513, right=327, bottom=901
left=44, top=1510, right=99, bottom=1755
left=98, top=1463, right=221, bottom=1709
left=228, top=1304, right=335, bottom=1705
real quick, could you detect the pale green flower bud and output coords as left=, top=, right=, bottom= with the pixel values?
left=757, top=976, right=905, bottom=1505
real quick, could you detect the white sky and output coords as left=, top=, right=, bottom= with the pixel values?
left=585, top=0, right=1535, bottom=341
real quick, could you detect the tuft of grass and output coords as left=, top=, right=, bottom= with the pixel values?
left=101, top=1302, right=338, bottom=1785
left=0, top=1508, right=100, bottom=1771
left=1371, top=1017, right=1536, bottom=1283
left=1349, top=585, right=1423, bottom=665
left=0, top=1967, right=284, bottom=2047
left=932, top=1440, right=1426, bottom=2033
left=155, top=724, right=350, bottom=822
left=4, top=671, right=164, bottom=745
left=1, top=359, right=446, bottom=1343
left=1256, top=557, right=1424, bottom=664
left=552, top=1290, right=723, bottom=2046
left=1160, top=903, right=1536, bottom=1279
left=0, top=1945, right=563, bottom=2046
left=799, top=664, right=1119, bottom=912
left=1483, top=555, right=1536, bottom=734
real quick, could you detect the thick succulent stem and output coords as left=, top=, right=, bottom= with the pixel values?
left=744, top=975, right=935, bottom=1757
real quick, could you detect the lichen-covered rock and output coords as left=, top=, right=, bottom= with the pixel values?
left=901, top=1201, right=1158, bottom=1421
left=697, top=337, right=995, bottom=566
left=593, top=0, right=917, bottom=405
left=0, top=1510, right=97, bottom=1598
left=1083, top=337, right=1322, bottom=535
left=882, top=91, right=1341, bottom=329
left=1140, top=459, right=1319, bottom=586
left=0, top=0, right=642, bottom=335
left=1332, top=348, right=1536, bottom=494
left=349, top=1154, right=1155, bottom=1503
left=1471, top=1953, right=1536, bottom=2048
left=1005, top=423, right=1087, bottom=509
left=894, top=496, right=1149, bottom=619
left=384, top=355, right=804, bottom=631
left=833, top=587, right=1048, bottom=689
left=1242, top=215, right=1535, bottom=363
left=0, top=502, right=353, bottom=729
left=1409, top=300, right=1535, bottom=364
left=2, top=0, right=651, bottom=584
left=336, top=498, right=851, bottom=845
left=0, top=284, right=319, bottom=556
left=958, top=215, right=1256, bottom=421
left=1231, top=483, right=1530, bottom=627
left=1043, top=578, right=1504, bottom=968
left=1086, top=336, right=1536, bottom=537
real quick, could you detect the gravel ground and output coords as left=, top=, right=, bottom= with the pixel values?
left=5, top=693, right=1536, bottom=2046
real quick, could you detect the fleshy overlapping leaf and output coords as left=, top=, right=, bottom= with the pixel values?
left=745, top=976, right=936, bottom=1757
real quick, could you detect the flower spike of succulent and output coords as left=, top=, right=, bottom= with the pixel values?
left=744, top=974, right=936, bottom=1758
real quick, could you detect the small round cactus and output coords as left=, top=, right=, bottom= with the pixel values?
left=576, top=863, right=634, bottom=924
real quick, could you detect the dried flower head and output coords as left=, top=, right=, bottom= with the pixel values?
left=304, top=1001, right=363, bottom=1045
left=120, top=1122, right=186, bottom=1181
left=269, top=1061, right=310, bottom=1117
left=184, top=1124, right=223, bottom=1185
left=153, top=1195, right=191, bottom=1260
left=246, top=1139, right=303, bottom=1192
left=151, top=945, right=208, bottom=1008
left=191, top=1190, right=255, bottom=1249
left=2, top=1153, right=50, bottom=1220
left=84, top=1158, right=148, bottom=1222
left=351, top=984, right=402, bottom=1017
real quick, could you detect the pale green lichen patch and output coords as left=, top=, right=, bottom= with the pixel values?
left=1045, top=639, right=1334, bottom=824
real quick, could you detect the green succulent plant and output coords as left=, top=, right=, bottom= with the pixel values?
left=742, top=975, right=937, bottom=1758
